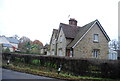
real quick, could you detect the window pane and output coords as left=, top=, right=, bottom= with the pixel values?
left=94, top=34, right=98, bottom=41
left=93, top=49, right=99, bottom=58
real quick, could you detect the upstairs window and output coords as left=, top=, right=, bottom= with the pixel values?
left=94, top=34, right=99, bottom=42
left=60, top=35, right=62, bottom=43
left=52, top=39, right=56, bottom=45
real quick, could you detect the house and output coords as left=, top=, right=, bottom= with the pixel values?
left=50, top=29, right=58, bottom=55
left=0, top=36, right=19, bottom=52
left=2, top=43, right=15, bottom=52
left=6, top=37, right=19, bottom=49
left=41, top=44, right=50, bottom=55
left=108, top=48, right=117, bottom=60
left=108, top=44, right=118, bottom=60
left=0, top=36, right=9, bottom=44
left=50, top=18, right=110, bottom=59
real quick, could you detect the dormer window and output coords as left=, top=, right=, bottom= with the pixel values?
left=93, top=34, right=99, bottom=42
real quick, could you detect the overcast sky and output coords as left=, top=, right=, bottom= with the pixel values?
left=0, top=0, right=119, bottom=45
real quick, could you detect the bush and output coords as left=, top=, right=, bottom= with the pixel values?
left=2, top=53, right=120, bottom=79
left=3, top=47, right=10, bottom=53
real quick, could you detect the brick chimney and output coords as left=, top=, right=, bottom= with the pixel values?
left=69, top=18, right=77, bottom=26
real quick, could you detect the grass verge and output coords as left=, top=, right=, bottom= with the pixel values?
left=2, top=64, right=120, bottom=81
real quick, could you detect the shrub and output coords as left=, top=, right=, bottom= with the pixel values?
left=2, top=53, right=120, bottom=79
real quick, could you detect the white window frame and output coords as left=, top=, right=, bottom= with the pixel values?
left=93, top=34, right=99, bottom=42
left=93, top=49, right=99, bottom=58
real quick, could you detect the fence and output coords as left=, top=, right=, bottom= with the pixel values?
left=2, top=53, right=120, bottom=79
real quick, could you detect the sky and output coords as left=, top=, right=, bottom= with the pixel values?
left=0, top=0, right=119, bottom=45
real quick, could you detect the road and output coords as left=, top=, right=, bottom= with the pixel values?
left=1, top=68, right=66, bottom=81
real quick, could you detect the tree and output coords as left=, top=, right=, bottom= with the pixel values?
left=18, top=36, right=32, bottom=53
left=3, top=47, right=10, bottom=53
left=109, top=39, right=120, bottom=60
left=30, top=40, right=43, bottom=54
left=109, top=39, right=118, bottom=50
left=33, top=40, right=43, bottom=46
left=12, top=34, right=19, bottom=39
left=18, top=36, right=43, bottom=54
left=19, top=36, right=31, bottom=43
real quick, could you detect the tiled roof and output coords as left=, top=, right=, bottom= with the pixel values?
left=67, top=19, right=110, bottom=48
left=2, top=43, right=13, bottom=48
left=67, top=20, right=96, bottom=48
left=53, top=29, right=58, bottom=38
left=50, top=19, right=110, bottom=49
left=7, top=37, right=19, bottom=44
left=50, top=29, right=58, bottom=44
left=60, top=23, right=81, bottom=39
left=0, top=36, right=9, bottom=43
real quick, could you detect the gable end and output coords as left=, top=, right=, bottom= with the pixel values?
left=72, top=20, right=110, bottom=48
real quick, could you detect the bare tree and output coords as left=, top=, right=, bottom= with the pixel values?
left=18, top=36, right=31, bottom=53
left=109, top=39, right=120, bottom=60
left=109, top=39, right=118, bottom=50
left=12, top=34, right=19, bottom=39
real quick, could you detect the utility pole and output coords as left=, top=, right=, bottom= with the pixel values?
left=118, top=1, right=120, bottom=60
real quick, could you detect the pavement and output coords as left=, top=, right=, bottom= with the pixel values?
left=1, top=68, right=67, bottom=81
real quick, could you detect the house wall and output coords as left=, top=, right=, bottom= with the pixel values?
left=57, top=28, right=66, bottom=56
left=66, top=39, right=73, bottom=45
left=50, top=33, right=57, bottom=55
left=40, top=48, right=44, bottom=54
left=10, top=43, right=18, bottom=49
left=0, top=36, right=18, bottom=50
left=47, top=51, right=50, bottom=55
left=73, top=24, right=109, bottom=59
left=108, top=48, right=117, bottom=60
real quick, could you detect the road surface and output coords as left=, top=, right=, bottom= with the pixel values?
left=1, top=68, right=66, bottom=81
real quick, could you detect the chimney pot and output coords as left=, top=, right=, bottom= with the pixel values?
left=69, top=18, right=77, bottom=26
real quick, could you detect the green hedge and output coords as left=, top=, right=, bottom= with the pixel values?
left=2, top=53, right=120, bottom=79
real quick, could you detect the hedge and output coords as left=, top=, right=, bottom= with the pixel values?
left=2, top=53, right=120, bottom=79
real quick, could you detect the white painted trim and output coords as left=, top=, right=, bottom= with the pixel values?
left=96, top=21, right=110, bottom=41
left=72, top=21, right=97, bottom=48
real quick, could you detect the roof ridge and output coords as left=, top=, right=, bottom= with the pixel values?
left=60, top=23, right=81, bottom=28
left=82, top=19, right=97, bottom=27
